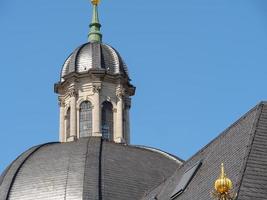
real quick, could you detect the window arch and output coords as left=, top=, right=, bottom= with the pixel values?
left=79, top=101, right=93, bottom=137
left=101, top=101, right=114, bottom=140
left=66, top=108, right=70, bottom=139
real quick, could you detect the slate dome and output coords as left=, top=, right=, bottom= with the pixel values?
left=61, top=42, right=129, bottom=82
left=0, top=137, right=182, bottom=200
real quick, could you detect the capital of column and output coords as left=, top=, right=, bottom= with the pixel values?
left=116, top=86, right=125, bottom=99
left=69, top=89, right=77, bottom=98
left=58, top=96, right=65, bottom=107
left=92, top=84, right=102, bottom=94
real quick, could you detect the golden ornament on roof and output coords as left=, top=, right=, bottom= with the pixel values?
left=214, top=163, right=233, bottom=194
left=91, top=0, right=100, bottom=5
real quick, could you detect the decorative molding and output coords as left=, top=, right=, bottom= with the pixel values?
left=116, top=86, right=125, bottom=99
left=77, top=97, right=94, bottom=110
left=76, top=97, right=85, bottom=108
left=66, top=136, right=77, bottom=142
left=69, top=89, right=77, bottom=98
left=125, top=97, right=131, bottom=109
left=58, top=96, right=65, bottom=107
left=92, top=84, right=102, bottom=94
left=86, top=95, right=93, bottom=100
left=64, top=104, right=71, bottom=115
left=106, top=96, right=111, bottom=102
left=114, top=137, right=126, bottom=144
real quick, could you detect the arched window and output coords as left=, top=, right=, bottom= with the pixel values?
left=66, top=108, right=70, bottom=139
left=79, top=101, right=93, bottom=137
left=101, top=101, right=113, bottom=140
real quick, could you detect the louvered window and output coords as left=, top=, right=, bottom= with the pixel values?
left=101, top=101, right=113, bottom=140
left=79, top=101, right=92, bottom=137
left=171, top=161, right=202, bottom=199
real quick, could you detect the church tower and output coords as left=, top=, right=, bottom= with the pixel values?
left=54, top=0, right=135, bottom=144
left=0, top=2, right=183, bottom=199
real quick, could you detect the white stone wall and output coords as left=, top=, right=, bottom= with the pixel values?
left=57, top=75, right=132, bottom=144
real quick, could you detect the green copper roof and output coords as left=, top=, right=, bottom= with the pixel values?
left=88, top=4, right=102, bottom=43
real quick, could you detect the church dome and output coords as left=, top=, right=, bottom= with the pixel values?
left=0, top=137, right=182, bottom=200
left=61, top=42, right=129, bottom=82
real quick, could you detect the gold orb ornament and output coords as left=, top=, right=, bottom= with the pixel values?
left=91, top=0, right=100, bottom=5
left=214, top=163, right=233, bottom=194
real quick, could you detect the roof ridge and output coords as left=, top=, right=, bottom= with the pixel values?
left=235, top=103, right=263, bottom=198
left=181, top=102, right=263, bottom=166
left=236, top=103, right=267, bottom=199
left=133, top=145, right=184, bottom=164
left=259, top=100, right=267, bottom=105
left=103, top=141, right=183, bottom=164
left=82, top=137, right=102, bottom=200
left=1, top=142, right=58, bottom=200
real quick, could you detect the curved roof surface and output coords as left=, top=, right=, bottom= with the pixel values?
left=0, top=137, right=182, bottom=200
left=61, top=42, right=129, bottom=82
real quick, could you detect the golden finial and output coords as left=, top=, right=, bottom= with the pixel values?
left=91, top=0, right=100, bottom=5
left=212, top=163, right=236, bottom=200
left=214, top=163, right=233, bottom=194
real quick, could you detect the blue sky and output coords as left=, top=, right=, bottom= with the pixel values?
left=0, top=0, right=267, bottom=172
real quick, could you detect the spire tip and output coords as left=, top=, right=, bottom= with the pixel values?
left=91, top=0, right=100, bottom=6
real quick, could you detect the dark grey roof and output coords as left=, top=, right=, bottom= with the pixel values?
left=142, top=102, right=267, bottom=200
left=0, top=137, right=182, bottom=200
left=61, top=42, right=129, bottom=82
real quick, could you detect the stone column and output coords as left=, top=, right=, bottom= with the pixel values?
left=92, top=84, right=101, bottom=136
left=113, top=108, right=117, bottom=139
left=115, top=86, right=125, bottom=143
left=124, top=97, right=131, bottom=144
left=59, top=97, right=65, bottom=142
left=69, top=89, right=77, bottom=141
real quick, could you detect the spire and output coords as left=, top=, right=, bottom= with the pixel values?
left=88, top=0, right=102, bottom=43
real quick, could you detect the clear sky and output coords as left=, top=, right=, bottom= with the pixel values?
left=0, top=0, right=267, bottom=172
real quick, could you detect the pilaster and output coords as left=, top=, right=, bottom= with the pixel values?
left=124, top=97, right=131, bottom=144
left=58, top=96, right=65, bottom=142
left=115, top=86, right=125, bottom=143
left=69, top=89, right=77, bottom=141
left=92, top=83, right=102, bottom=137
